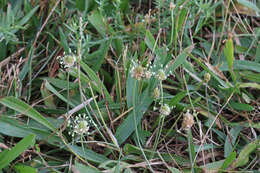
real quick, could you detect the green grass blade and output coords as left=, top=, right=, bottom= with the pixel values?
left=79, top=60, right=113, bottom=103
left=233, top=139, right=259, bottom=168
left=0, top=134, right=35, bottom=170
left=224, top=126, right=243, bottom=157
left=0, top=96, right=56, bottom=131
left=220, top=151, right=236, bottom=172
left=13, top=163, right=38, bottom=173
left=17, top=5, right=39, bottom=26
left=237, top=0, right=260, bottom=13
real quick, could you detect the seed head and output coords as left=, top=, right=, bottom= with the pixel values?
left=67, top=113, right=96, bottom=137
left=58, top=54, right=76, bottom=69
left=131, top=65, right=144, bottom=80
left=182, top=110, right=194, bottom=130
left=156, top=69, right=167, bottom=81
left=170, top=2, right=176, bottom=10
left=153, top=87, right=160, bottom=99
left=204, top=73, right=211, bottom=83
left=160, top=104, right=171, bottom=116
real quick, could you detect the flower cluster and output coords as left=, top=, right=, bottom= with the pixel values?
left=159, top=104, right=172, bottom=116
left=130, top=61, right=152, bottom=80
left=182, top=110, right=195, bottom=130
left=57, top=53, right=77, bottom=70
left=130, top=60, right=171, bottom=81
left=67, top=113, right=96, bottom=137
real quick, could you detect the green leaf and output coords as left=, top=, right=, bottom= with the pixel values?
left=176, top=8, right=188, bottom=33
left=239, top=82, right=260, bottom=90
left=0, top=97, right=56, bottom=131
left=220, top=60, right=260, bottom=73
left=167, top=45, right=194, bottom=73
left=13, top=164, right=38, bottom=173
left=234, top=139, right=259, bottom=168
left=69, top=145, right=109, bottom=164
left=19, top=47, right=34, bottom=81
left=45, top=80, right=76, bottom=107
left=86, top=38, right=112, bottom=71
left=40, top=81, right=56, bottom=109
left=220, top=151, right=236, bottom=172
left=58, top=28, right=70, bottom=54
left=76, top=0, right=85, bottom=11
left=237, top=0, right=260, bottom=13
left=188, top=129, right=198, bottom=173
left=229, top=101, right=254, bottom=111
left=224, top=126, right=243, bottom=157
left=0, top=115, right=61, bottom=145
left=169, top=92, right=186, bottom=107
left=88, top=10, right=108, bottom=37
left=79, top=60, right=113, bottom=103
left=73, top=162, right=101, bottom=173
left=169, top=167, right=182, bottom=173
left=115, top=87, right=153, bottom=145
left=145, top=30, right=156, bottom=51
left=224, top=38, right=234, bottom=70
left=0, top=134, right=35, bottom=170
left=17, top=5, right=39, bottom=26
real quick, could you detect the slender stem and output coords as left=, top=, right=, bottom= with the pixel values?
left=151, top=81, right=164, bottom=159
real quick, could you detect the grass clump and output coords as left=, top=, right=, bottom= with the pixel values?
left=0, top=0, right=260, bottom=172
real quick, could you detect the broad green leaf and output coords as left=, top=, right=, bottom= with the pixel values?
left=13, top=164, right=38, bottom=173
left=239, top=82, right=260, bottom=90
left=220, top=151, right=236, bottom=172
left=233, top=139, right=259, bottom=168
left=169, top=92, right=186, bottom=107
left=73, top=162, right=101, bottom=173
left=115, top=86, right=153, bottom=145
left=237, top=0, right=260, bottom=13
left=220, top=60, right=260, bottom=73
left=88, top=10, right=111, bottom=37
left=223, top=38, right=234, bottom=71
left=229, top=101, right=254, bottom=111
left=169, top=167, right=181, bottom=173
left=224, top=126, right=243, bottom=157
left=0, top=115, right=61, bottom=145
left=200, top=160, right=225, bottom=171
left=0, top=97, right=56, bottom=131
left=76, top=0, right=85, bottom=11
left=0, top=134, right=35, bottom=170
left=176, top=8, right=188, bottom=33
left=69, top=145, right=109, bottom=164
left=44, top=78, right=78, bottom=89
left=167, top=45, right=194, bottom=73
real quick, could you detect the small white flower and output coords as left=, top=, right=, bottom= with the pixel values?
left=156, top=69, right=167, bottom=81
left=58, top=54, right=76, bottom=69
left=160, top=104, right=171, bottom=116
left=131, top=64, right=144, bottom=80
left=182, top=110, right=195, bottom=130
left=67, top=113, right=96, bottom=137
left=153, top=87, right=160, bottom=99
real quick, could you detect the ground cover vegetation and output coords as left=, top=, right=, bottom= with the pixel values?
left=0, top=0, right=260, bottom=172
